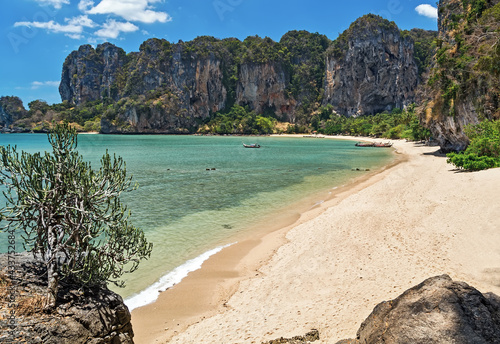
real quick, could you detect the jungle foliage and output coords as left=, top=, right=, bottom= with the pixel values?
left=311, top=104, right=431, bottom=141
left=200, top=104, right=277, bottom=135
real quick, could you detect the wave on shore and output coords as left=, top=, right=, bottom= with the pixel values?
left=125, top=243, right=234, bottom=311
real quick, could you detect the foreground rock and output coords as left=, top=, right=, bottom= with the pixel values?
left=0, top=254, right=134, bottom=344
left=337, top=275, right=500, bottom=344
left=262, top=329, right=320, bottom=344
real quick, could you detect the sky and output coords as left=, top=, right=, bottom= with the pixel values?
left=0, top=0, right=439, bottom=107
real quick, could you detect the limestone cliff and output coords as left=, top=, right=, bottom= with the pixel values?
left=421, top=0, right=500, bottom=151
left=324, top=15, right=419, bottom=117
left=61, top=37, right=296, bottom=133
left=59, top=21, right=427, bottom=133
left=99, top=38, right=229, bottom=133
left=59, top=43, right=128, bottom=105
left=236, top=62, right=293, bottom=119
left=0, top=96, right=28, bottom=129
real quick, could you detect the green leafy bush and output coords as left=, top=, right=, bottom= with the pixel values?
left=446, top=152, right=499, bottom=170
left=446, top=120, right=500, bottom=171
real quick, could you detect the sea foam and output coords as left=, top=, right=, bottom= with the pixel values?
left=125, top=243, right=234, bottom=311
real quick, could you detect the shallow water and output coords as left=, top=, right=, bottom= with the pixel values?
left=0, top=134, right=393, bottom=308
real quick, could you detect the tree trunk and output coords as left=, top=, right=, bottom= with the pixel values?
left=45, top=262, right=58, bottom=309
left=45, top=225, right=59, bottom=310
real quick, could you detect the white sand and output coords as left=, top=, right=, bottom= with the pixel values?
left=133, top=138, right=500, bottom=343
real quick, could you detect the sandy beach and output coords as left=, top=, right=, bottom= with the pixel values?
left=131, top=137, right=500, bottom=343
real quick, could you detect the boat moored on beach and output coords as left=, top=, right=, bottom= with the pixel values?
left=355, top=142, right=375, bottom=147
left=373, top=142, right=393, bottom=147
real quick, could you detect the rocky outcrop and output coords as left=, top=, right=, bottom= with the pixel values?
left=59, top=43, right=128, bottom=104
left=324, top=14, right=419, bottom=116
left=0, top=104, right=11, bottom=128
left=421, top=0, right=500, bottom=151
left=262, top=329, right=319, bottom=344
left=337, top=275, right=500, bottom=343
left=0, top=254, right=134, bottom=344
left=0, top=96, right=28, bottom=129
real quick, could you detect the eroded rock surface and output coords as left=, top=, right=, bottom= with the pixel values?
left=337, top=275, right=500, bottom=344
left=0, top=254, right=134, bottom=344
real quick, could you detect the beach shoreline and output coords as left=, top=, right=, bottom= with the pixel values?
left=130, top=135, right=402, bottom=342
left=131, top=136, right=500, bottom=343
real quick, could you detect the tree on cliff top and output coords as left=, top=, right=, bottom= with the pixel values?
left=0, top=123, right=153, bottom=308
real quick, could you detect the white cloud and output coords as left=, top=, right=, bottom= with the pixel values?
left=15, top=16, right=96, bottom=40
left=31, top=81, right=60, bottom=89
left=65, top=15, right=96, bottom=28
left=86, top=0, right=171, bottom=24
left=415, top=4, right=438, bottom=19
left=66, top=33, right=84, bottom=40
left=94, top=19, right=139, bottom=39
left=78, top=0, right=95, bottom=12
left=34, top=0, right=70, bottom=9
left=14, top=20, right=83, bottom=34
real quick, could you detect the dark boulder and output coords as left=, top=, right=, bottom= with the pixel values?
left=337, top=275, right=500, bottom=344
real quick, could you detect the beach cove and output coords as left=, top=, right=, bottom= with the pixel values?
left=131, top=136, right=500, bottom=343
left=0, top=134, right=395, bottom=303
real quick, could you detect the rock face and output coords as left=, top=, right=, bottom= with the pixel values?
left=0, top=96, right=28, bottom=129
left=236, top=62, right=293, bottom=119
left=59, top=43, right=128, bottom=105
left=337, top=275, right=500, bottom=344
left=324, top=15, right=419, bottom=116
left=421, top=0, right=500, bottom=151
left=0, top=103, right=11, bottom=128
left=0, top=254, right=134, bottom=344
left=59, top=19, right=427, bottom=133
left=97, top=39, right=229, bottom=133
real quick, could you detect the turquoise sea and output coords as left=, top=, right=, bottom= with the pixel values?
left=0, top=134, right=393, bottom=309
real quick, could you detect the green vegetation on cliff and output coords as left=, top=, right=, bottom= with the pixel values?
left=280, top=31, right=330, bottom=121
left=0, top=96, right=28, bottom=121
left=402, top=29, right=438, bottom=79
left=427, top=0, right=499, bottom=120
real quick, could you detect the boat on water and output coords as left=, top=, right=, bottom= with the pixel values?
left=355, top=142, right=392, bottom=147
left=243, top=143, right=261, bottom=148
left=355, top=142, right=374, bottom=147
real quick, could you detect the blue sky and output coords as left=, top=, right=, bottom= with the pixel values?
left=0, top=0, right=439, bottom=107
